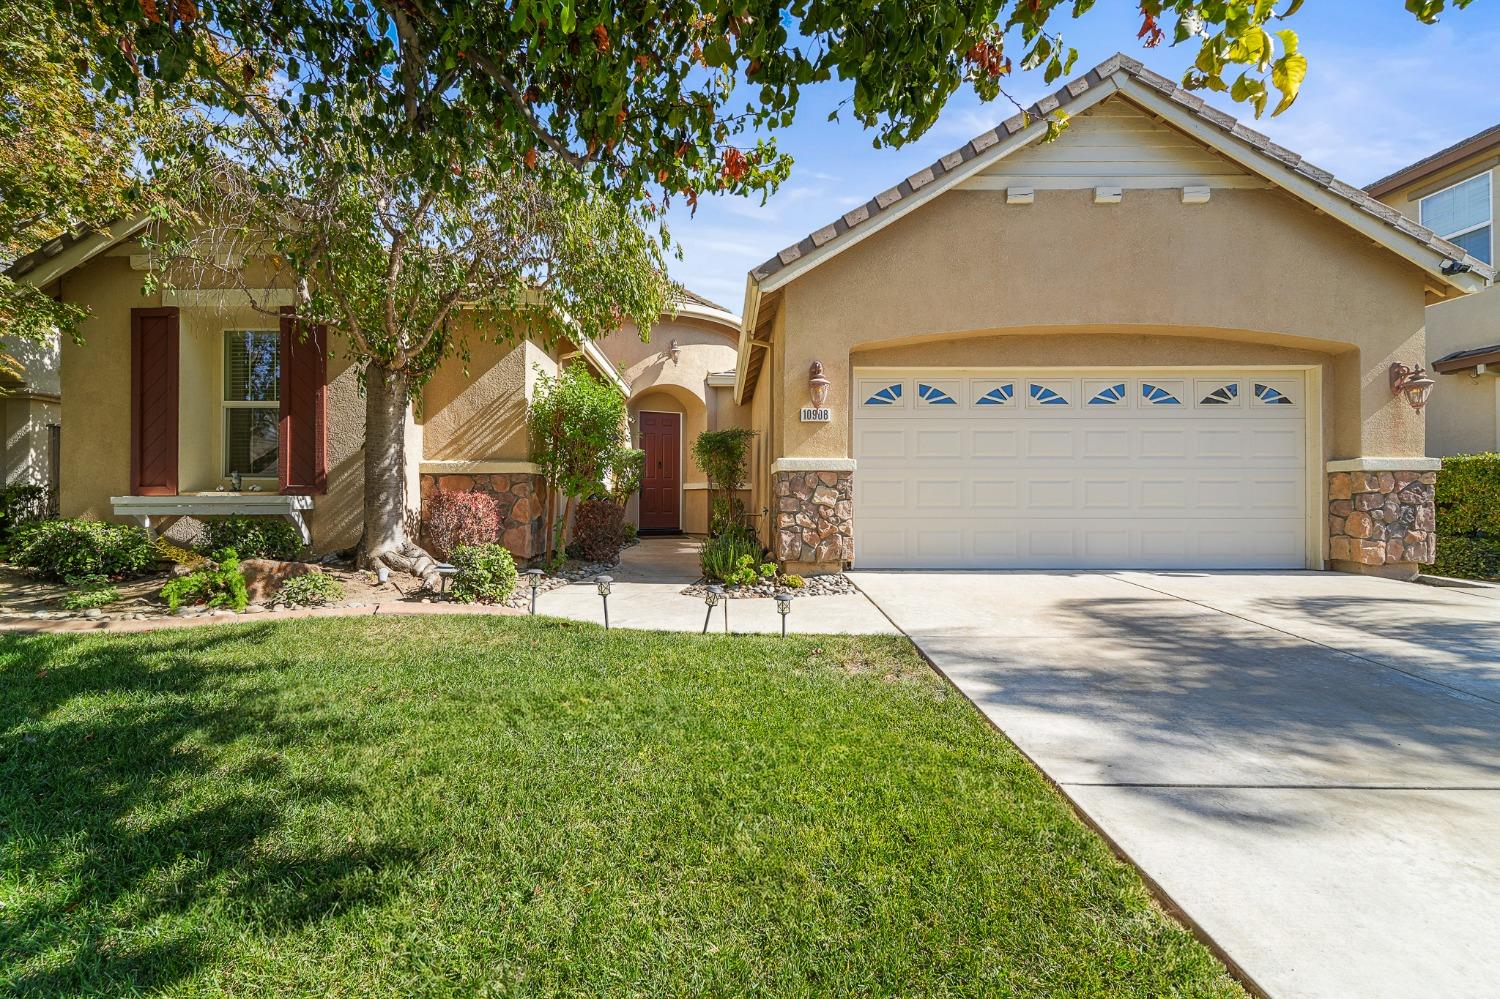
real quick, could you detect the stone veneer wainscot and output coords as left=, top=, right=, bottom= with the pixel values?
left=1327, top=468, right=1436, bottom=572
left=419, top=471, right=546, bottom=559
left=774, top=468, right=854, bottom=570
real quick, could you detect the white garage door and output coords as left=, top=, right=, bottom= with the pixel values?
left=852, top=369, right=1309, bottom=569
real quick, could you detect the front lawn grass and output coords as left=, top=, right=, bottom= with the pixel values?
left=0, top=617, right=1243, bottom=997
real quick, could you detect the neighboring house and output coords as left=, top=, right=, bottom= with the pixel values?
left=4, top=222, right=718, bottom=558
left=596, top=289, right=752, bottom=534
left=730, top=53, right=1491, bottom=579
left=0, top=333, right=61, bottom=500
left=1367, top=125, right=1500, bottom=456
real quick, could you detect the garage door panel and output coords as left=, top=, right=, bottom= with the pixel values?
left=853, top=368, right=1308, bottom=569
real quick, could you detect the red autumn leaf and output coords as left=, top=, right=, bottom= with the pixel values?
left=1137, top=6, right=1165, bottom=48
left=592, top=25, right=610, bottom=52
left=721, top=146, right=747, bottom=182
left=524, top=147, right=537, bottom=170
left=141, top=0, right=161, bottom=24
left=174, top=0, right=197, bottom=24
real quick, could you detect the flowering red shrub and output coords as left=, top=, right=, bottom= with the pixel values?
left=570, top=498, right=626, bottom=563
left=423, top=490, right=501, bottom=560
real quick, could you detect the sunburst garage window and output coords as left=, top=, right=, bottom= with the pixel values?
left=1420, top=171, right=1491, bottom=265
left=223, top=330, right=280, bottom=477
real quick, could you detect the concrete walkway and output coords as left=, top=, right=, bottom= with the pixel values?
left=852, top=568, right=1500, bottom=999
left=533, top=536, right=896, bottom=634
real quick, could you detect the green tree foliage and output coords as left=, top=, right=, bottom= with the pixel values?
left=0, top=0, right=176, bottom=352
left=527, top=365, right=633, bottom=559
left=1433, top=453, right=1500, bottom=581
left=74, top=0, right=1475, bottom=206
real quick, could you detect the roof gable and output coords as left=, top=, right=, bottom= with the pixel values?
left=746, top=53, right=1494, bottom=295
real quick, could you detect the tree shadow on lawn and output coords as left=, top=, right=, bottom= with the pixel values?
left=0, top=625, right=422, bottom=997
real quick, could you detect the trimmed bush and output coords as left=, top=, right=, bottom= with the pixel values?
left=160, top=548, right=249, bottom=612
left=570, top=498, right=626, bottom=563
left=278, top=571, right=345, bottom=607
left=1434, top=454, right=1500, bottom=581
left=424, top=490, right=501, bottom=560
left=1432, top=534, right=1500, bottom=582
left=11, top=519, right=155, bottom=581
left=204, top=516, right=304, bottom=561
left=450, top=543, right=517, bottom=603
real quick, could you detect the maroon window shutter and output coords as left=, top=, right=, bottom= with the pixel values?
left=130, top=307, right=180, bottom=496
left=279, top=311, right=328, bottom=494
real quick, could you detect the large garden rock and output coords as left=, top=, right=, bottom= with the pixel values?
left=240, top=559, right=320, bottom=603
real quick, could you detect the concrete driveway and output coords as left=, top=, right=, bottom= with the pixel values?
left=850, top=569, right=1500, bottom=999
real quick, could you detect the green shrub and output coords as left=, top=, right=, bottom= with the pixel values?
left=782, top=573, right=805, bottom=589
left=699, top=531, right=764, bottom=583
left=1434, top=455, right=1500, bottom=580
left=450, top=543, right=517, bottom=603
left=60, top=574, right=121, bottom=610
left=0, top=484, right=47, bottom=542
left=160, top=548, right=249, bottom=612
left=623, top=521, right=639, bottom=544
left=11, top=518, right=155, bottom=581
left=1432, top=534, right=1500, bottom=582
left=692, top=428, right=756, bottom=536
left=278, top=571, right=345, bottom=607
left=204, top=516, right=304, bottom=561
left=1436, top=453, right=1500, bottom=536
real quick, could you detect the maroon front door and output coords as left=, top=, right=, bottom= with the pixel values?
left=639, top=411, right=681, bottom=532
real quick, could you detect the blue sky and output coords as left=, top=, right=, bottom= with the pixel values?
left=663, top=5, right=1500, bottom=311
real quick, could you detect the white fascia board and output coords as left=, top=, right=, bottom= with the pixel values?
left=670, top=301, right=742, bottom=329
left=733, top=277, right=762, bottom=405
left=1118, top=78, right=1489, bottom=296
left=754, top=77, right=1123, bottom=297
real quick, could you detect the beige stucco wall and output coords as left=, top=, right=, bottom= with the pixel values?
left=1373, top=146, right=1500, bottom=456
left=1425, top=289, right=1500, bottom=455
left=2, top=396, right=59, bottom=489
left=599, top=313, right=752, bottom=534
left=766, top=186, right=1431, bottom=464
left=54, top=254, right=552, bottom=553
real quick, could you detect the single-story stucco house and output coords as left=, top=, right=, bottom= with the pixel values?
left=8, top=53, right=1496, bottom=581
left=731, top=54, right=1492, bottom=580
left=1367, top=123, right=1500, bottom=456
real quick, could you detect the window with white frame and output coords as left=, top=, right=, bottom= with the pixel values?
left=1419, top=171, right=1492, bottom=264
left=223, top=330, right=280, bottom=476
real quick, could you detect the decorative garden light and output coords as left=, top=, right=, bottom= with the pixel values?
left=774, top=591, right=794, bottom=637
left=525, top=568, right=546, bottom=615
left=595, top=575, right=613, bottom=630
left=702, top=584, right=723, bottom=634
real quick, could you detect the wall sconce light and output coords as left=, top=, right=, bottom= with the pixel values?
left=1389, top=362, right=1436, bottom=412
left=808, top=361, right=831, bottom=407
left=668, top=338, right=681, bottom=363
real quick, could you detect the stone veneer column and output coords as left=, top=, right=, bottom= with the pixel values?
left=773, top=461, right=854, bottom=574
left=1326, top=459, right=1438, bottom=579
left=419, top=469, right=547, bottom=559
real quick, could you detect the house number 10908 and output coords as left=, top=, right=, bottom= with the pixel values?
left=800, top=406, right=831, bottom=423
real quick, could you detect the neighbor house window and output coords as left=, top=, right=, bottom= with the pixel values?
left=1420, top=171, right=1492, bottom=264
left=223, top=330, right=280, bottom=476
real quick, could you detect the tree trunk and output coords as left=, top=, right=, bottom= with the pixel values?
left=359, top=360, right=440, bottom=586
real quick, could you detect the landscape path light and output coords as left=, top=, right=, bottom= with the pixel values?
left=775, top=591, right=794, bottom=637
left=595, top=575, right=613, bottom=630
left=702, top=585, right=723, bottom=634
left=525, top=568, right=546, bottom=615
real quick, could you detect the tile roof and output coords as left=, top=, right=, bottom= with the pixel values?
left=748, top=52, right=1496, bottom=288
left=1432, top=342, right=1500, bottom=374
left=1365, top=121, right=1500, bottom=198
left=674, top=287, right=731, bottom=313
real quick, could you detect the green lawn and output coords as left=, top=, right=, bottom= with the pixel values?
left=0, top=617, right=1242, bottom=997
